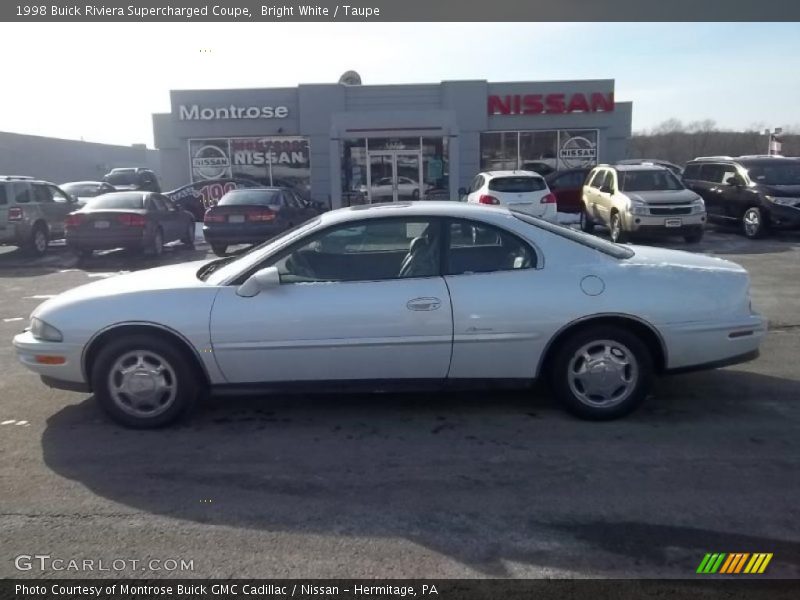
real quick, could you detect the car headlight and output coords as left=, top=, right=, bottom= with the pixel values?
left=692, top=197, right=706, bottom=214
left=30, top=317, right=63, bottom=342
left=629, top=200, right=647, bottom=216
left=766, top=195, right=800, bottom=207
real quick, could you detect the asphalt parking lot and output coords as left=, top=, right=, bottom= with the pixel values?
left=0, top=224, right=799, bottom=579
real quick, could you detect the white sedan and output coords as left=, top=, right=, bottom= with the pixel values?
left=13, top=202, right=766, bottom=428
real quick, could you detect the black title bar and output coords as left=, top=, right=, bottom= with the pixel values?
left=3, top=0, right=800, bottom=21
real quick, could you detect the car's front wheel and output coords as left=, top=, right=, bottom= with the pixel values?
left=91, top=334, right=200, bottom=428
left=742, top=207, right=768, bottom=239
left=181, top=222, right=196, bottom=248
left=26, top=223, right=49, bottom=256
left=579, top=208, right=595, bottom=233
left=609, top=212, right=629, bottom=243
left=549, top=325, right=653, bottom=420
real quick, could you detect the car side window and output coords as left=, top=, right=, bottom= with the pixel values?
left=588, top=170, right=604, bottom=189
left=268, top=218, right=441, bottom=284
left=699, top=164, right=724, bottom=184
left=32, top=184, right=53, bottom=203
left=151, top=196, right=167, bottom=211
left=446, top=219, right=536, bottom=276
left=0, top=185, right=7, bottom=206
left=284, top=191, right=301, bottom=208
left=720, top=167, right=738, bottom=185
left=682, top=164, right=700, bottom=180
left=49, top=186, right=70, bottom=203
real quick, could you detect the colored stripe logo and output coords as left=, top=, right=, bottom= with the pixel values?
left=697, top=553, right=773, bottom=574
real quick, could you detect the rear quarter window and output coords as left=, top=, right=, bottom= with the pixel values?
left=488, top=177, right=546, bottom=193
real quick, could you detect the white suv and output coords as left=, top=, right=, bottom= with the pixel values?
left=462, top=170, right=558, bottom=222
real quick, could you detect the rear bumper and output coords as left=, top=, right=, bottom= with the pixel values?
left=661, top=313, right=767, bottom=371
left=203, top=223, right=284, bottom=245
left=66, top=230, right=150, bottom=250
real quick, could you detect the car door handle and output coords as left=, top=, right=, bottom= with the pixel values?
left=407, top=297, right=442, bottom=311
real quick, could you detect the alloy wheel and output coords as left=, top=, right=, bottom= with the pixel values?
left=108, top=350, right=178, bottom=419
left=567, top=339, right=639, bottom=408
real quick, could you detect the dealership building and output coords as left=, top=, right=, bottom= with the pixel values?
left=152, top=77, right=632, bottom=207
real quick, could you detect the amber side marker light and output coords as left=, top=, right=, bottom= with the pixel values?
left=35, top=355, right=66, bottom=365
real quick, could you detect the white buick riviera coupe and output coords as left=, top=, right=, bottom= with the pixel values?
left=14, top=202, right=766, bottom=428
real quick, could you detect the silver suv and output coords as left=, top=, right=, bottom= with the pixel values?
left=0, top=176, right=78, bottom=256
left=580, top=164, right=707, bottom=243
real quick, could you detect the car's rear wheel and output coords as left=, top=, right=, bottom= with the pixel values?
left=146, top=228, right=164, bottom=256
left=181, top=222, right=196, bottom=248
left=742, top=207, right=767, bottom=239
left=26, top=223, right=49, bottom=256
left=91, top=334, right=199, bottom=428
left=549, top=325, right=653, bottom=420
left=609, top=212, right=628, bottom=243
left=211, top=244, right=227, bottom=257
left=579, top=208, right=595, bottom=233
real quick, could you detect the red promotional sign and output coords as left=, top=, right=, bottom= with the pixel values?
left=488, top=92, right=615, bottom=115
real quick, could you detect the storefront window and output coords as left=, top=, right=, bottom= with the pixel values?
left=519, top=131, right=558, bottom=176
left=422, top=137, right=449, bottom=200
left=480, top=132, right=518, bottom=171
left=367, top=137, right=421, bottom=151
left=557, top=130, right=599, bottom=170
left=341, top=138, right=368, bottom=206
left=480, top=130, right=599, bottom=174
left=189, top=137, right=311, bottom=195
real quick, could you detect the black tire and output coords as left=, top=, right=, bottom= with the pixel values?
left=579, top=208, right=595, bottom=233
left=211, top=244, right=227, bottom=257
left=146, top=228, right=164, bottom=256
left=75, top=248, right=93, bottom=260
left=549, top=325, right=654, bottom=420
left=411, top=189, right=420, bottom=200
left=91, top=334, right=200, bottom=428
left=742, top=206, right=767, bottom=239
left=609, top=212, right=629, bottom=243
left=26, top=223, right=49, bottom=257
left=683, top=228, right=704, bottom=244
left=181, top=222, right=196, bottom=249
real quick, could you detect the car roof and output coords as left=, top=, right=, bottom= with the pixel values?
left=0, top=176, right=55, bottom=185
left=596, top=163, right=669, bottom=172
left=479, top=170, right=544, bottom=178
left=320, top=202, right=519, bottom=227
left=62, top=180, right=106, bottom=185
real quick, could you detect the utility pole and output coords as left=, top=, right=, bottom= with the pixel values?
left=764, top=127, right=783, bottom=156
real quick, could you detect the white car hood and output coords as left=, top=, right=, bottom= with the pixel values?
left=626, top=245, right=746, bottom=273
left=33, top=260, right=212, bottom=316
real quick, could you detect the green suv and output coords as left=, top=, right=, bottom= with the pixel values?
left=0, top=176, right=78, bottom=256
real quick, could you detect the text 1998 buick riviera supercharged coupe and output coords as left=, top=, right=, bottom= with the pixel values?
left=13, top=202, right=766, bottom=427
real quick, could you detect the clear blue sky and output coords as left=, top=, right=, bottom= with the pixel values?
left=0, top=22, right=797, bottom=147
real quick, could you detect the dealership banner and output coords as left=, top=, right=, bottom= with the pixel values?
left=189, top=137, right=311, bottom=193
left=4, top=0, right=800, bottom=21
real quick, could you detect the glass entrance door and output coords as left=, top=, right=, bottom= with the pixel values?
left=367, top=151, right=422, bottom=203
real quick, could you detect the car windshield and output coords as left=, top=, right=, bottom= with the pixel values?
left=743, top=162, right=800, bottom=185
left=200, top=217, right=322, bottom=283
left=618, top=170, right=683, bottom=191
left=513, top=212, right=635, bottom=259
left=488, top=176, right=546, bottom=193
left=218, top=189, right=281, bottom=206
left=62, top=183, right=103, bottom=197
left=104, top=170, right=137, bottom=185
left=85, top=193, right=145, bottom=209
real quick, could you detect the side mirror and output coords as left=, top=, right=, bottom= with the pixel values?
left=726, top=176, right=742, bottom=187
left=236, top=266, right=281, bottom=297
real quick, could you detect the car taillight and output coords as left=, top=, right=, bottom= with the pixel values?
left=117, top=214, right=146, bottom=227
left=540, top=193, right=557, bottom=204
left=7, top=207, right=23, bottom=221
left=478, top=195, right=500, bottom=205
left=204, top=210, right=225, bottom=223
left=64, top=214, right=83, bottom=227
left=247, top=210, right=276, bottom=222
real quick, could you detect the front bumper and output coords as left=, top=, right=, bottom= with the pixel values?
left=13, top=330, right=88, bottom=390
left=623, top=211, right=706, bottom=233
left=661, top=313, right=767, bottom=371
left=767, top=203, right=800, bottom=229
